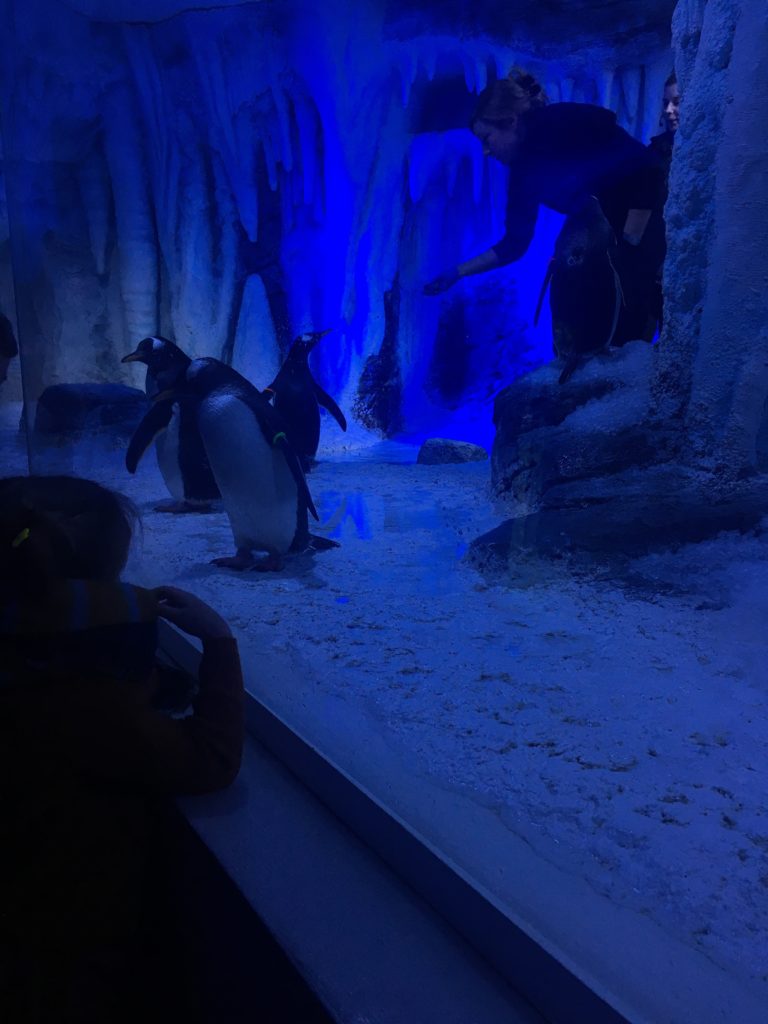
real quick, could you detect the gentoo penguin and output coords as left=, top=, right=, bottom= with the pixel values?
left=128, top=356, right=323, bottom=571
left=534, top=197, right=622, bottom=384
left=263, top=329, right=347, bottom=469
left=122, top=336, right=219, bottom=512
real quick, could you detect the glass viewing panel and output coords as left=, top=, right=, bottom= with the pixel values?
left=1, top=3, right=765, bottom=1022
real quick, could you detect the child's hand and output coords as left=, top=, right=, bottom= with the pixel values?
left=154, top=586, right=233, bottom=641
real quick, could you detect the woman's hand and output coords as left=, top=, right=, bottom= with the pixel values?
left=154, top=585, right=233, bottom=641
left=423, top=269, right=459, bottom=295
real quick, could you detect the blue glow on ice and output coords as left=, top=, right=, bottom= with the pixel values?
left=320, top=491, right=373, bottom=540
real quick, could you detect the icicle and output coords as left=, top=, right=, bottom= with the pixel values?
left=230, top=274, right=280, bottom=389
left=184, top=26, right=263, bottom=242
left=407, top=135, right=434, bottom=204
left=279, top=167, right=295, bottom=234
left=620, top=66, right=642, bottom=131
left=544, top=80, right=561, bottom=104
left=489, top=49, right=504, bottom=81
left=642, top=60, right=670, bottom=142
left=263, top=134, right=278, bottom=192
left=122, top=27, right=179, bottom=263
left=462, top=51, right=475, bottom=94
left=422, top=47, right=437, bottom=82
left=208, top=150, right=239, bottom=357
left=597, top=68, right=615, bottom=109
left=101, top=79, right=158, bottom=342
left=230, top=110, right=259, bottom=242
left=473, top=53, right=487, bottom=94
left=294, top=96, right=318, bottom=207
left=399, top=51, right=417, bottom=108
left=560, top=77, right=575, bottom=102
left=188, top=32, right=239, bottom=166
left=272, top=85, right=293, bottom=174
left=172, top=154, right=216, bottom=356
left=78, top=144, right=112, bottom=275
left=446, top=149, right=460, bottom=198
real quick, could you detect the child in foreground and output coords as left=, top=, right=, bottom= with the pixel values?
left=0, top=474, right=244, bottom=1023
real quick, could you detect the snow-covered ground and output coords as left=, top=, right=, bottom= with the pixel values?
left=3, top=402, right=767, bottom=1020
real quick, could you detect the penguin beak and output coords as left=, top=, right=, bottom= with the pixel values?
left=153, top=388, right=177, bottom=403
left=122, top=350, right=145, bottom=364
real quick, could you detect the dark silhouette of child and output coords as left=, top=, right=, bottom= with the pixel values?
left=0, top=474, right=244, bottom=1023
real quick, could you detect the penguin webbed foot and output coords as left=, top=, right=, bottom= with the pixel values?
left=211, top=548, right=256, bottom=571
left=307, top=534, right=340, bottom=552
left=290, top=533, right=341, bottom=555
left=155, top=499, right=214, bottom=514
left=251, top=552, right=284, bottom=573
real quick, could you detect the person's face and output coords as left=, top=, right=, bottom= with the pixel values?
left=0, top=355, right=11, bottom=385
left=662, top=83, right=681, bottom=133
left=472, top=117, right=520, bottom=165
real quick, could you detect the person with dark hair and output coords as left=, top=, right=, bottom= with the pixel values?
left=650, top=71, right=680, bottom=171
left=645, top=71, right=681, bottom=336
left=424, top=68, right=666, bottom=377
left=0, top=474, right=244, bottom=1022
left=0, top=311, right=18, bottom=386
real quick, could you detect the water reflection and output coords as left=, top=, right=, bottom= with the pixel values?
left=318, top=489, right=373, bottom=540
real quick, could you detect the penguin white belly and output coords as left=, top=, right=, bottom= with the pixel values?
left=155, top=404, right=184, bottom=500
left=198, top=393, right=297, bottom=554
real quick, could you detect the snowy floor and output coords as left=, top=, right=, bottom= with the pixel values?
left=3, top=405, right=767, bottom=1016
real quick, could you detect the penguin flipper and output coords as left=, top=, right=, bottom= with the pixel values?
left=233, top=378, right=320, bottom=521
left=313, top=383, right=347, bottom=431
left=126, top=400, right=175, bottom=473
left=274, top=435, right=320, bottom=521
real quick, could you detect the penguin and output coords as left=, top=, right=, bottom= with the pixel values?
left=534, top=197, right=622, bottom=385
left=122, top=336, right=220, bottom=512
left=127, top=356, right=326, bottom=571
left=263, top=329, right=347, bottom=470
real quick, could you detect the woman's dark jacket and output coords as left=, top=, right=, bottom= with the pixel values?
left=493, top=102, right=666, bottom=263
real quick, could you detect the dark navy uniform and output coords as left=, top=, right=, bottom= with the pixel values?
left=491, top=103, right=666, bottom=348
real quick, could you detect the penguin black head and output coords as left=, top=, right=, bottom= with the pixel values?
left=179, top=357, right=257, bottom=404
left=285, top=328, right=332, bottom=368
left=122, top=336, right=191, bottom=389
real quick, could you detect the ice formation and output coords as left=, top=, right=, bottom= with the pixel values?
left=0, top=0, right=677, bottom=441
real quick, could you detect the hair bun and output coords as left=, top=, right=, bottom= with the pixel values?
left=504, top=67, right=548, bottom=109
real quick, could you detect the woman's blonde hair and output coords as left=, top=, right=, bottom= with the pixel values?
left=471, top=67, right=548, bottom=128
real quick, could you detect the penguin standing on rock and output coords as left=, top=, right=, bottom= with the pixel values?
left=534, top=198, right=622, bottom=385
left=122, top=337, right=220, bottom=512
left=127, top=356, right=331, bottom=572
left=264, top=329, right=347, bottom=470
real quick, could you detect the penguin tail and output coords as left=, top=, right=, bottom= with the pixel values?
left=558, top=353, right=581, bottom=385
left=308, top=534, right=340, bottom=551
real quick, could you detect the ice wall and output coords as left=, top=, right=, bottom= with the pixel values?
left=0, top=0, right=673, bottom=437
left=655, top=0, right=768, bottom=477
